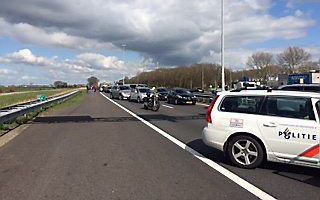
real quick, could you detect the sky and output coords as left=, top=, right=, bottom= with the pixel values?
left=0, top=0, right=320, bottom=85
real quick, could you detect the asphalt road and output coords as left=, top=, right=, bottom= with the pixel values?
left=0, top=91, right=258, bottom=200
left=110, top=93, right=320, bottom=199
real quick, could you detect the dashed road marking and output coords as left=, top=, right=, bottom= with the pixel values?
left=100, top=92, right=276, bottom=200
left=162, top=104, right=174, bottom=109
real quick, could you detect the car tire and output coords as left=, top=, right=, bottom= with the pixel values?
left=119, top=95, right=123, bottom=100
left=128, top=96, right=131, bottom=102
left=192, top=101, right=196, bottom=105
left=167, top=98, right=171, bottom=104
left=174, top=99, right=178, bottom=105
left=227, top=135, right=264, bottom=169
left=137, top=97, right=141, bottom=103
left=110, top=94, right=114, bottom=99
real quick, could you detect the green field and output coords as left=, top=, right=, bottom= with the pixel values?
left=0, top=86, right=53, bottom=93
left=0, top=89, right=73, bottom=109
left=1, top=90, right=86, bottom=136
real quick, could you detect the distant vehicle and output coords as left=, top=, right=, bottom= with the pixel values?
left=203, top=90, right=320, bottom=169
left=156, top=87, right=169, bottom=100
left=104, top=86, right=112, bottom=93
left=167, top=88, right=197, bottom=105
left=128, top=84, right=148, bottom=89
left=278, top=84, right=320, bottom=93
left=110, top=85, right=131, bottom=100
left=190, top=88, right=204, bottom=93
left=129, top=87, right=151, bottom=103
left=236, top=81, right=258, bottom=90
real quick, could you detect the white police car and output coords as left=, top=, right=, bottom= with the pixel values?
left=202, top=90, right=320, bottom=169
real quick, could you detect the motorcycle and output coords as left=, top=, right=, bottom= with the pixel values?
left=143, top=92, right=160, bottom=111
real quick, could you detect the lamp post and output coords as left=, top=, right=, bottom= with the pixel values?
left=221, top=0, right=225, bottom=91
left=122, top=44, right=126, bottom=84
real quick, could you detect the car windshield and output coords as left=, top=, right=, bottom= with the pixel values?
left=157, top=88, right=167, bottom=92
left=138, top=88, right=150, bottom=93
left=176, top=89, right=190, bottom=94
left=119, top=86, right=130, bottom=90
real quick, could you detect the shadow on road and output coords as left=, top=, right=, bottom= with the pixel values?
left=33, top=113, right=206, bottom=124
left=34, top=116, right=139, bottom=123
left=261, top=162, right=320, bottom=188
left=139, top=113, right=206, bottom=122
left=187, top=138, right=320, bottom=188
left=186, top=139, right=228, bottom=164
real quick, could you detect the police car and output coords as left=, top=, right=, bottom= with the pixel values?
left=202, top=89, right=320, bottom=169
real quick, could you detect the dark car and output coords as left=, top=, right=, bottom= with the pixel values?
left=156, top=87, right=168, bottom=100
left=104, top=86, right=112, bottom=93
left=190, top=88, right=204, bottom=93
left=167, top=88, right=197, bottom=105
left=278, top=84, right=320, bottom=93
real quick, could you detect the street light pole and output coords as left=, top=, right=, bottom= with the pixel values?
left=221, top=0, right=225, bottom=91
left=122, top=44, right=126, bottom=85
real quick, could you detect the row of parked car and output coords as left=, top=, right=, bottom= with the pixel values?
left=101, top=84, right=198, bottom=105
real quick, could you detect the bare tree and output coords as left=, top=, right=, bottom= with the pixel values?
left=277, top=46, right=311, bottom=74
left=87, top=76, right=99, bottom=87
left=247, top=52, right=273, bottom=81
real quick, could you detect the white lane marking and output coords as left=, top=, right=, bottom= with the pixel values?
left=196, top=102, right=209, bottom=107
left=162, top=104, right=174, bottom=109
left=100, top=92, right=276, bottom=200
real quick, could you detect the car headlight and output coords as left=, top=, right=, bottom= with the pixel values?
left=177, top=95, right=182, bottom=98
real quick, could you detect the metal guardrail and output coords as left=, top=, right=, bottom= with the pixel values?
left=0, top=90, right=79, bottom=124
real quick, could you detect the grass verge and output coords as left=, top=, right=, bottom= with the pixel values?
left=0, top=89, right=73, bottom=109
left=0, top=90, right=87, bottom=136
left=41, top=90, right=87, bottom=115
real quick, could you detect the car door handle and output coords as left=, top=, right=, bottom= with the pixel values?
left=263, top=122, right=277, bottom=127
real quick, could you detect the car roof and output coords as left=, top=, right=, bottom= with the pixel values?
left=219, top=90, right=320, bottom=98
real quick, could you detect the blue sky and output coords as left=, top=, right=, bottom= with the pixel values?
left=0, top=0, right=319, bottom=85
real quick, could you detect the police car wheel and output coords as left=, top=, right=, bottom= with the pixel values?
left=227, top=135, right=264, bottom=169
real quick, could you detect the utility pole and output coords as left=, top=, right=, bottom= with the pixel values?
left=122, top=44, right=126, bottom=85
left=221, top=0, right=225, bottom=91
left=201, top=65, right=204, bottom=89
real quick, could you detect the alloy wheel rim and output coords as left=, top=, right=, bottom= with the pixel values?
left=232, top=139, right=258, bottom=166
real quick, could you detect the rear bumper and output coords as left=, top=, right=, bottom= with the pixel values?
left=178, top=99, right=196, bottom=104
left=202, top=127, right=225, bottom=151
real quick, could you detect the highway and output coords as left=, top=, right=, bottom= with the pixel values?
left=0, top=91, right=319, bottom=199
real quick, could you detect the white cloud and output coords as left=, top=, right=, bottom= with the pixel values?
left=0, top=18, right=117, bottom=51
left=0, top=0, right=316, bottom=65
left=0, top=68, right=16, bottom=75
left=294, top=9, right=304, bottom=17
left=75, top=53, right=124, bottom=70
left=0, top=49, right=139, bottom=83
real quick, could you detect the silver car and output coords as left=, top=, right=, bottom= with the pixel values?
left=129, top=87, right=151, bottom=103
left=110, top=85, right=131, bottom=100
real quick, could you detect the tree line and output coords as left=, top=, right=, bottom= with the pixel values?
left=127, top=46, right=319, bottom=89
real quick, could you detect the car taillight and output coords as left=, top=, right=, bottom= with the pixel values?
left=206, top=95, right=220, bottom=123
